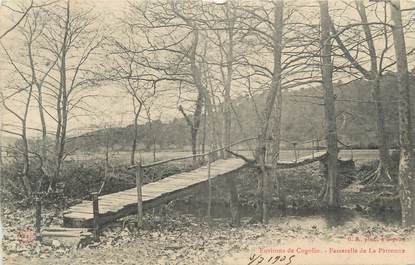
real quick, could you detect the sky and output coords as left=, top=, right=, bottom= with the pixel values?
left=1, top=0, right=415, bottom=139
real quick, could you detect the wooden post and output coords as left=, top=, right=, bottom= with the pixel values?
left=226, top=177, right=240, bottom=226
left=0, top=145, right=3, bottom=169
left=136, top=161, right=143, bottom=228
left=35, top=196, right=42, bottom=241
left=293, top=142, right=298, bottom=163
left=207, top=151, right=212, bottom=226
left=317, top=137, right=320, bottom=151
left=91, top=192, right=100, bottom=241
left=312, top=140, right=315, bottom=159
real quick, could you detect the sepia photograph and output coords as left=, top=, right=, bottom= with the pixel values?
left=0, top=0, right=414, bottom=264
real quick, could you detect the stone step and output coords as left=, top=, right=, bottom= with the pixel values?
left=41, top=226, right=93, bottom=248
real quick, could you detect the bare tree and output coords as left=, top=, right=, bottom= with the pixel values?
left=109, top=31, right=162, bottom=165
left=389, top=0, right=415, bottom=226
left=0, top=0, right=35, bottom=40
left=24, top=7, right=58, bottom=188
left=0, top=7, right=57, bottom=195
left=39, top=0, right=104, bottom=190
left=218, top=0, right=322, bottom=222
left=178, top=96, right=203, bottom=166
left=0, top=78, right=33, bottom=196
left=319, top=0, right=339, bottom=208
left=202, top=1, right=240, bottom=159
left=330, top=1, right=394, bottom=182
left=233, top=0, right=285, bottom=224
left=143, top=102, right=159, bottom=162
left=120, top=0, right=222, bottom=162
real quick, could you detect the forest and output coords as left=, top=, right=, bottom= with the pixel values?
left=63, top=74, right=415, bottom=153
left=1, top=0, right=415, bottom=264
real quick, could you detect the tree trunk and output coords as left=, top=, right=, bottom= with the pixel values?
left=330, top=2, right=392, bottom=182
left=143, top=105, right=157, bottom=162
left=21, top=85, right=33, bottom=196
left=251, top=144, right=265, bottom=223
left=356, top=0, right=392, bottom=181
left=179, top=94, right=203, bottom=167
left=372, top=77, right=392, bottom=179
left=131, top=109, right=140, bottom=165
left=223, top=8, right=234, bottom=159
left=222, top=7, right=240, bottom=225
left=191, top=127, right=197, bottom=161
left=52, top=0, right=70, bottom=191
left=201, top=106, right=207, bottom=162
left=268, top=89, right=285, bottom=210
left=319, top=0, right=339, bottom=208
left=208, top=95, right=220, bottom=160
left=390, top=0, right=415, bottom=227
left=223, top=22, right=240, bottom=221
left=54, top=84, right=68, bottom=190
left=189, top=29, right=217, bottom=159
left=152, top=135, right=156, bottom=162
left=38, top=89, right=48, bottom=162
left=262, top=0, right=284, bottom=224
left=250, top=0, right=284, bottom=224
left=37, top=82, right=49, bottom=191
left=28, top=40, right=48, bottom=168
left=192, top=94, right=203, bottom=165
left=226, top=177, right=240, bottom=226
left=267, top=92, right=282, bottom=164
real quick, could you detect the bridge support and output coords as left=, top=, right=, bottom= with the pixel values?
left=312, top=140, right=315, bottom=159
left=91, top=192, right=100, bottom=241
left=226, top=177, right=240, bottom=226
left=136, top=162, right=143, bottom=228
left=35, top=196, right=42, bottom=241
left=207, top=153, right=212, bottom=226
left=293, top=142, right=298, bottom=163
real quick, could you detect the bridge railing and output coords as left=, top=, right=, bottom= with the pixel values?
left=279, top=138, right=326, bottom=162
left=127, top=136, right=257, bottom=170
left=91, top=135, right=348, bottom=235
left=279, top=137, right=354, bottom=161
left=129, top=136, right=334, bottom=228
left=128, top=136, right=258, bottom=228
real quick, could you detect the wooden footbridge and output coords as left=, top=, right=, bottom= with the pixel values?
left=62, top=149, right=328, bottom=229
left=63, top=158, right=246, bottom=227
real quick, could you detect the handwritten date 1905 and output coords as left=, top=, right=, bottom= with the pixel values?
left=248, top=254, right=296, bottom=265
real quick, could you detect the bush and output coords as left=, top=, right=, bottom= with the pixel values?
left=1, top=156, right=194, bottom=209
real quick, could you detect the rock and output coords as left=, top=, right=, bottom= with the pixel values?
left=33, top=245, right=41, bottom=255
left=119, top=230, right=129, bottom=237
left=42, top=227, right=93, bottom=249
left=55, top=248, right=66, bottom=255
left=166, top=249, right=175, bottom=256
left=40, top=253, right=49, bottom=259
left=52, top=240, right=61, bottom=248
left=42, top=245, right=52, bottom=252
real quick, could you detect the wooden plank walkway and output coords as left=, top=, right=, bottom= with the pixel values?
left=63, top=158, right=246, bottom=228
left=62, top=152, right=330, bottom=228
left=276, top=151, right=327, bottom=168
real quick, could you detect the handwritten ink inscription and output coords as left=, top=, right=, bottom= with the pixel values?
left=248, top=253, right=296, bottom=265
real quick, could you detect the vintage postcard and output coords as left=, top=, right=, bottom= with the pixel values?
left=0, top=0, right=414, bottom=264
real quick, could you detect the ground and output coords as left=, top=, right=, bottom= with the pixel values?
left=2, top=158, right=415, bottom=265
left=3, top=214, right=414, bottom=265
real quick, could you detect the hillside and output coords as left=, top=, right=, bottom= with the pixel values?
left=66, top=74, right=415, bottom=152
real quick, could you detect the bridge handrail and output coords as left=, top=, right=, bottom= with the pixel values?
left=127, top=135, right=343, bottom=170
left=128, top=137, right=258, bottom=170
left=122, top=135, right=333, bottom=230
